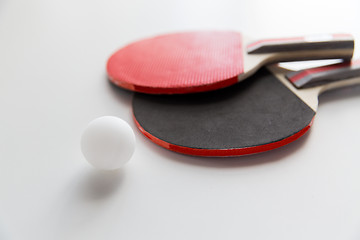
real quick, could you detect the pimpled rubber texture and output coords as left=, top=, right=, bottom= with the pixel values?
left=107, top=31, right=243, bottom=94
left=133, top=68, right=315, bottom=155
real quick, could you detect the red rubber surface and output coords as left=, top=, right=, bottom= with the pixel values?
left=107, top=31, right=243, bottom=94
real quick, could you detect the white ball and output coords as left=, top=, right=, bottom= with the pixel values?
left=81, top=116, right=136, bottom=170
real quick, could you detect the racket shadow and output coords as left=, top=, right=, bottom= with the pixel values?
left=106, top=76, right=134, bottom=108
left=318, top=84, right=360, bottom=106
left=142, top=129, right=312, bottom=169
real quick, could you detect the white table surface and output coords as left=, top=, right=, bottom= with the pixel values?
left=1, top=0, right=360, bottom=239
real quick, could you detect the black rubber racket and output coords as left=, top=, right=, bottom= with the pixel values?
left=132, top=60, right=360, bottom=156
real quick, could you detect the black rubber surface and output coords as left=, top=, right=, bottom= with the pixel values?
left=132, top=68, right=316, bottom=150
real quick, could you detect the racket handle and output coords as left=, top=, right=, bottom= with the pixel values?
left=286, top=59, right=360, bottom=89
left=247, top=34, right=354, bottom=61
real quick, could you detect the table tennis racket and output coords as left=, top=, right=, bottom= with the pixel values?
left=132, top=59, right=360, bottom=156
left=107, top=31, right=354, bottom=94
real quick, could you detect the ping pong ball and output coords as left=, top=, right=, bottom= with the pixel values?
left=81, top=116, right=135, bottom=170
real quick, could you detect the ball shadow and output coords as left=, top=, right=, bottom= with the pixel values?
left=76, top=167, right=125, bottom=201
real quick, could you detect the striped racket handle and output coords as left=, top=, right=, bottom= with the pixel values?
left=247, top=34, right=354, bottom=56
left=286, top=59, right=360, bottom=88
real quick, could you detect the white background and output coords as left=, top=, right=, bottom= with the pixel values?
left=1, top=0, right=360, bottom=239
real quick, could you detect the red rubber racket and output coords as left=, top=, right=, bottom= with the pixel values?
left=132, top=59, right=360, bottom=156
left=107, top=31, right=354, bottom=94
